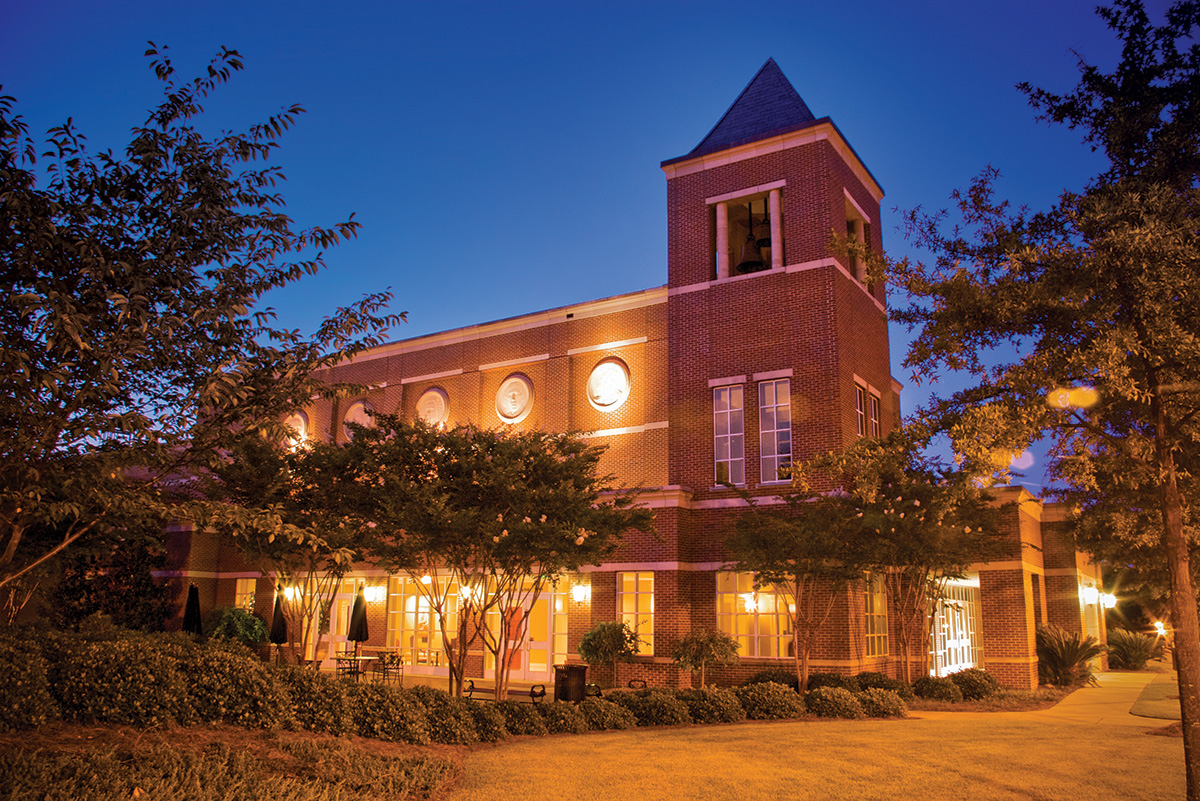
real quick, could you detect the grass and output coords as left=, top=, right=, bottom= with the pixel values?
left=446, top=716, right=1183, bottom=800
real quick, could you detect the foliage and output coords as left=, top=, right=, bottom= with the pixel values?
left=1107, top=627, right=1163, bottom=670
left=466, top=701, right=510, bottom=742
left=0, top=633, right=57, bottom=730
left=912, top=675, right=964, bottom=702
left=604, top=689, right=693, bottom=727
left=268, top=664, right=351, bottom=735
left=948, top=667, right=1001, bottom=700
left=806, top=672, right=860, bottom=693
left=494, top=700, right=549, bottom=736
left=806, top=686, right=866, bottom=719
left=743, top=667, right=799, bottom=692
left=207, top=606, right=268, bottom=645
left=732, top=681, right=806, bottom=720
left=0, top=46, right=401, bottom=596
left=538, top=700, right=589, bottom=734
left=346, top=684, right=431, bottom=744
left=671, top=629, right=739, bottom=687
left=407, top=685, right=480, bottom=744
left=47, top=635, right=190, bottom=726
left=856, top=687, right=908, bottom=718
left=1036, top=624, right=1106, bottom=687
left=576, top=697, right=637, bottom=730
left=881, top=1, right=1200, bottom=790
left=578, top=621, right=641, bottom=686
left=855, top=671, right=914, bottom=701
left=48, top=540, right=173, bottom=631
left=175, top=643, right=293, bottom=728
left=675, top=687, right=746, bottom=724
left=725, top=490, right=865, bottom=692
left=0, top=739, right=454, bottom=801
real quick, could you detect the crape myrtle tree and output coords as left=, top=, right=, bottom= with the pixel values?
left=881, top=2, right=1200, bottom=792
left=725, top=490, right=865, bottom=693
left=805, top=430, right=1005, bottom=684
left=348, top=417, right=654, bottom=697
left=196, top=435, right=366, bottom=665
left=0, top=46, right=402, bottom=611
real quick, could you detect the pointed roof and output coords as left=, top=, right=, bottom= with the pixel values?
left=664, top=58, right=820, bottom=165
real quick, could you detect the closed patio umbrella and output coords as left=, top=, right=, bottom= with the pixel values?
left=269, top=591, right=288, bottom=662
left=182, top=583, right=203, bottom=636
left=347, top=586, right=369, bottom=657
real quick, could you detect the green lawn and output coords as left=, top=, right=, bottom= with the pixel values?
left=447, top=716, right=1183, bottom=800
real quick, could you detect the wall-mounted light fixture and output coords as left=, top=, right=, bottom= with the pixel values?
left=1080, top=584, right=1100, bottom=605
left=570, top=583, right=591, bottom=603
left=1101, top=592, right=1117, bottom=609
left=363, top=585, right=387, bottom=604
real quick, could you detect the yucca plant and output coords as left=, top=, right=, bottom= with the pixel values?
left=1106, top=628, right=1161, bottom=670
left=1036, top=624, right=1106, bottom=687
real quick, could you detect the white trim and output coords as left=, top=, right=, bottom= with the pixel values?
left=578, top=421, right=669, bottom=439
left=706, top=180, right=787, bottom=205
left=752, top=368, right=793, bottom=381
left=567, top=336, right=649, bottom=356
left=662, top=120, right=884, bottom=203
left=400, top=368, right=463, bottom=386
left=479, top=353, right=550, bottom=372
left=708, top=375, right=746, bottom=388
left=694, top=495, right=786, bottom=508
left=576, top=561, right=732, bottom=573
left=843, top=188, right=872, bottom=224
left=669, top=258, right=887, bottom=315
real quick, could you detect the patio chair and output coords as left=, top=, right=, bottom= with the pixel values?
left=334, top=651, right=360, bottom=681
left=371, top=653, right=404, bottom=686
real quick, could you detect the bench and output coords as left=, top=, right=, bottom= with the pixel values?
left=465, top=679, right=546, bottom=705
left=584, top=678, right=645, bottom=699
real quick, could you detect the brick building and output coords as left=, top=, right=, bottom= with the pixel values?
left=173, top=59, right=1106, bottom=689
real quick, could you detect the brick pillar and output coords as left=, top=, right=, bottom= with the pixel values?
left=979, top=568, right=1038, bottom=689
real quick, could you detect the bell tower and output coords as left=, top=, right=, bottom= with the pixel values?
left=660, top=58, right=896, bottom=505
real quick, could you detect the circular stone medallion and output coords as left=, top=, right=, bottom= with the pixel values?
left=587, top=358, right=630, bottom=411
left=495, top=374, right=534, bottom=423
left=416, top=387, right=449, bottom=426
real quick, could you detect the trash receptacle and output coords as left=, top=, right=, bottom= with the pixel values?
left=554, top=664, right=588, bottom=702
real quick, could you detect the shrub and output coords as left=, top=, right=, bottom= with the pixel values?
left=855, top=671, right=914, bottom=701
left=0, top=634, right=57, bottom=730
left=856, top=687, right=907, bottom=718
left=676, top=687, right=746, bottom=724
left=577, top=697, right=637, bottom=731
left=733, top=681, right=805, bottom=720
left=538, top=700, right=589, bottom=734
left=495, top=700, right=549, bottom=736
left=912, top=675, right=963, bottom=702
left=178, top=644, right=292, bottom=729
left=347, top=683, right=432, bottom=744
left=49, top=636, right=188, bottom=726
left=948, top=667, right=1000, bottom=701
left=672, top=630, right=739, bottom=687
left=406, top=685, right=479, bottom=744
left=806, top=672, right=860, bottom=693
left=206, top=606, right=268, bottom=646
left=806, top=686, right=865, bottom=719
left=578, top=621, right=640, bottom=686
left=1107, top=628, right=1160, bottom=671
left=467, top=699, right=509, bottom=742
left=269, top=664, right=351, bottom=735
left=605, top=689, right=692, bottom=727
left=743, top=668, right=799, bottom=692
left=1037, top=624, right=1105, bottom=687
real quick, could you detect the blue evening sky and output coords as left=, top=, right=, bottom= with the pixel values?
left=3, top=0, right=1150, bottom=488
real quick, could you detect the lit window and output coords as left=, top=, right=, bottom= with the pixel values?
left=855, top=385, right=867, bottom=437
left=759, top=379, right=791, bottom=482
left=234, top=578, right=257, bottom=612
left=869, top=394, right=881, bottom=438
left=864, top=573, right=888, bottom=658
left=716, top=571, right=792, bottom=659
left=714, top=385, right=745, bottom=485
left=618, top=572, right=654, bottom=656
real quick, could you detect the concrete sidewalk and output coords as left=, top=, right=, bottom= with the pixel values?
left=1025, top=671, right=1173, bottom=727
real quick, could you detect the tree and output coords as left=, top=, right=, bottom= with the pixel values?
left=578, top=621, right=640, bottom=687
left=348, top=417, right=654, bottom=697
left=0, top=46, right=402, bottom=600
left=672, top=629, right=739, bottom=688
left=47, top=538, right=174, bottom=631
left=725, top=491, right=864, bottom=692
left=884, top=2, right=1200, bottom=792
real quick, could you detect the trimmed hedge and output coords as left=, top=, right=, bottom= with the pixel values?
left=577, top=697, right=636, bottom=731
left=538, top=701, right=589, bottom=734
left=743, top=668, right=799, bottom=692
left=407, top=685, right=479, bottom=744
left=270, top=665, right=351, bottom=735
left=346, top=684, right=432, bottom=744
left=806, top=686, right=865, bottom=719
left=495, top=700, right=549, bottom=736
left=855, top=671, right=914, bottom=702
left=676, top=687, right=746, bottom=724
left=466, top=699, right=510, bottom=742
left=912, top=675, right=964, bottom=702
left=733, top=681, right=805, bottom=720
left=948, top=668, right=1000, bottom=701
left=856, top=687, right=907, bottom=718
left=0, top=635, right=57, bottom=731
left=605, top=689, right=692, bottom=727
left=806, top=672, right=860, bottom=693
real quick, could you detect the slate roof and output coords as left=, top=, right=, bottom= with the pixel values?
left=662, top=58, right=821, bottom=166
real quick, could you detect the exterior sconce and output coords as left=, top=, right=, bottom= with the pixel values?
left=1101, top=593, right=1117, bottom=609
left=283, top=586, right=300, bottom=602
left=364, top=585, right=387, bottom=604
left=570, top=584, right=591, bottom=603
left=1080, top=585, right=1099, bottom=605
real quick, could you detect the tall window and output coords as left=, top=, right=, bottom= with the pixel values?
left=855, top=385, right=867, bottom=437
left=618, top=572, right=654, bottom=655
left=716, top=571, right=792, bottom=658
left=868, top=394, right=881, bottom=438
left=758, top=379, right=791, bottom=482
left=714, top=385, right=745, bottom=485
left=234, top=578, right=257, bottom=612
left=864, top=573, right=888, bottom=657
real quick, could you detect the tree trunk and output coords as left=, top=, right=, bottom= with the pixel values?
left=1154, top=401, right=1200, bottom=800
